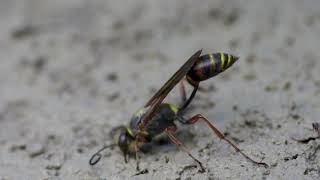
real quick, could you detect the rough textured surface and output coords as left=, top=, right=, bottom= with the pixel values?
left=1, top=0, right=320, bottom=179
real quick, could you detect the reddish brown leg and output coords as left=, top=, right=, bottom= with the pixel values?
left=165, top=126, right=205, bottom=172
left=185, top=114, right=268, bottom=167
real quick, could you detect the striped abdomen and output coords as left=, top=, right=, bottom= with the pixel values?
left=186, top=53, right=239, bottom=84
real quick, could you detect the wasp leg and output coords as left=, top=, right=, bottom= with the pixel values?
left=134, top=140, right=140, bottom=171
left=183, top=114, right=268, bottom=167
left=179, top=80, right=187, bottom=104
left=179, top=84, right=199, bottom=113
left=165, top=126, right=205, bottom=173
left=123, top=152, right=128, bottom=163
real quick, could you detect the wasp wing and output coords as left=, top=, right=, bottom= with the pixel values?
left=145, top=50, right=202, bottom=107
left=140, top=50, right=202, bottom=129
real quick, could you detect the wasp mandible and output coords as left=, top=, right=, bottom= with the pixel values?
left=89, top=50, right=268, bottom=172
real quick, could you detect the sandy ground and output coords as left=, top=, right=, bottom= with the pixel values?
left=1, top=0, right=320, bottom=179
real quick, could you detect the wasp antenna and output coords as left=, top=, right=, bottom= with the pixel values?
left=89, top=144, right=116, bottom=166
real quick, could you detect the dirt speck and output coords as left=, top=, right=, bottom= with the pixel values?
left=28, top=143, right=46, bottom=158
left=11, top=25, right=39, bottom=39
left=105, top=72, right=118, bottom=82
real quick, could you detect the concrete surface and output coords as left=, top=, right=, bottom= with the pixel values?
left=1, top=0, right=320, bottom=179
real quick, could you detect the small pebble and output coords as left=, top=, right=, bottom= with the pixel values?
left=271, top=161, right=278, bottom=167
left=46, top=163, right=62, bottom=170
left=10, top=143, right=26, bottom=152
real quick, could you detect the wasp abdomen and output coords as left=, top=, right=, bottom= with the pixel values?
left=186, top=53, right=239, bottom=84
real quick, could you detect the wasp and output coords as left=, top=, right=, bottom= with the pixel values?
left=89, top=50, right=268, bottom=172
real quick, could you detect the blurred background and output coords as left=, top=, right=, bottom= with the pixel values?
left=1, top=0, right=320, bottom=179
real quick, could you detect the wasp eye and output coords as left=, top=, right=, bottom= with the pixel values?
left=118, top=131, right=130, bottom=154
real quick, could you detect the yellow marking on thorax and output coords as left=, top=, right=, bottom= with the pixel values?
left=209, top=53, right=216, bottom=74
left=220, top=53, right=225, bottom=70
left=127, top=127, right=134, bottom=137
left=168, top=103, right=178, bottom=113
left=227, top=54, right=231, bottom=67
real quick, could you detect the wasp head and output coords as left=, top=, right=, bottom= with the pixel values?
left=110, top=126, right=134, bottom=162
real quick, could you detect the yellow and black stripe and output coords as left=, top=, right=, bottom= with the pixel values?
left=187, top=52, right=239, bottom=83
